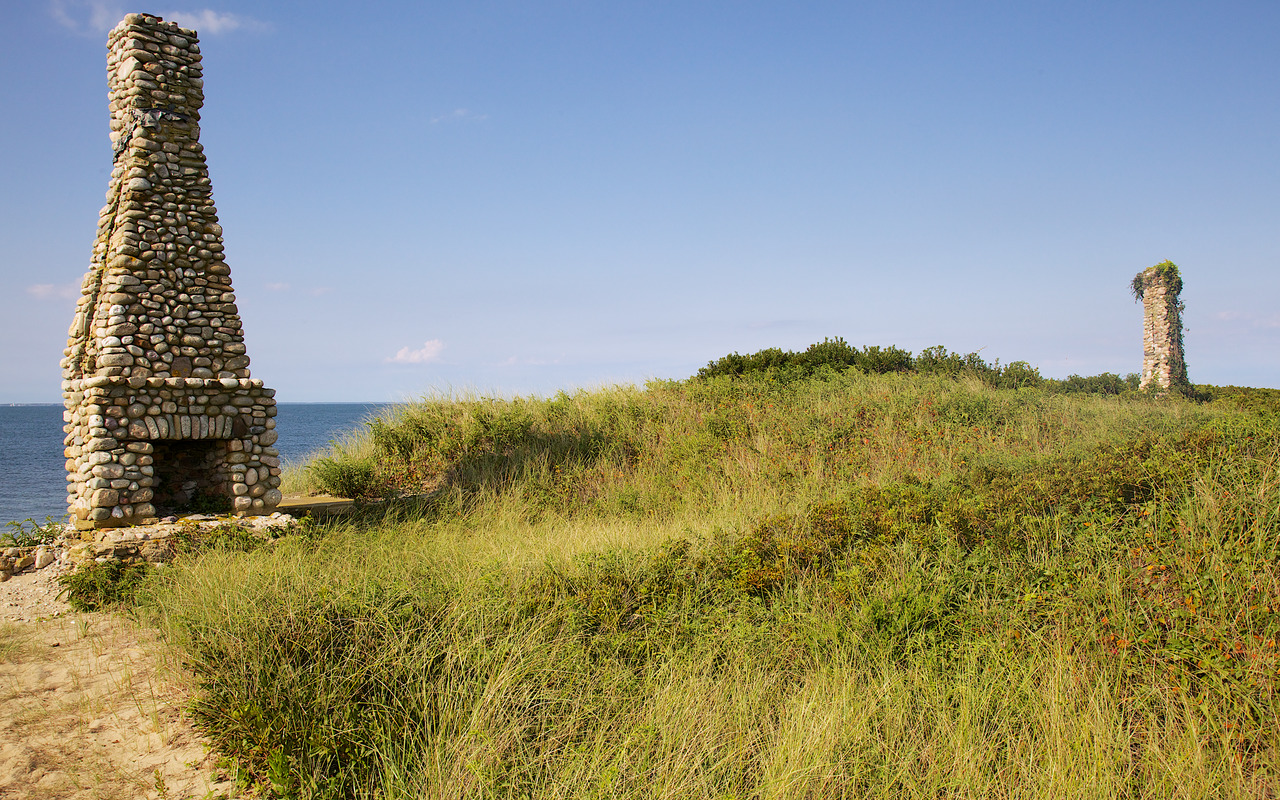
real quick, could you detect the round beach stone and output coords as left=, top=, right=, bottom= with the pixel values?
left=91, top=488, right=120, bottom=508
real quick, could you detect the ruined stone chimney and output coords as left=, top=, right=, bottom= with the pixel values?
left=61, top=13, right=281, bottom=530
left=1133, top=260, right=1188, bottom=392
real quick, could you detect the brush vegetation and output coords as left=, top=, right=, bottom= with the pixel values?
left=127, top=345, right=1278, bottom=798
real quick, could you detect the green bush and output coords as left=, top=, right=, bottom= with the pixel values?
left=850, top=343, right=915, bottom=374
left=173, top=521, right=279, bottom=556
left=696, top=345, right=795, bottom=378
left=158, top=570, right=451, bottom=797
left=913, top=344, right=967, bottom=377
left=698, top=337, right=915, bottom=379
left=993, top=360, right=1042, bottom=389
left=698, top=339, right=1185, bottom=397
left=306, top=456, right=386, bottom=499
left=57, top=560, right=153, bottom=612
left=1201, top=385, right=1280, bottom=415
left=1044, top=372, right=1138, bottom=395
left=699, top=340, right=1049, bottom=389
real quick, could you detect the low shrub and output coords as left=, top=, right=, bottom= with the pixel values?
left=57, top=560, right=153, bottom=612
left=172, top=521, right=280, bottom=556
left=698, top=340, right=1052, bottom=390
left=1043, top=372, right=1139, bottom=395
left=158, top=565, right=452, bottom=797
left=307, top=456, right=386, bottom=500
left=697, top=337, right=915, bottom=379
left=1201, top=385, right=1280, bottom=415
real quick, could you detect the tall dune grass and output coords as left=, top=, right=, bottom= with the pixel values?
left=142, top=369, right=1279, bottom=798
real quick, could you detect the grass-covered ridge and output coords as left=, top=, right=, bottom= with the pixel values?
left=136, top=350, right=1279, bottom=798
left=292, top=342, right=1141, bottom=505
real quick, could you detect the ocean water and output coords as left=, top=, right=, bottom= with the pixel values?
left=0, top=403, right=390, bottom=526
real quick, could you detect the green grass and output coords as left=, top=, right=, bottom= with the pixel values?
left=139, top=366, right=1279, bottom=798
left=2, top=515, right=66, bottom=546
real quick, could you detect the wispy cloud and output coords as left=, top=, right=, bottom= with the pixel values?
left=387, top=340, right=445, bottom=364
left=50, top=0, right=124, bottom=35
left=50, top=2, right=269, bottom=36
left=265, top=281, right=291, bottom=291
left=162, top=9, right=271, bottom=35
left=27, top=283, right=80, bottom=300
left=431, top=108, right=489, bottom=125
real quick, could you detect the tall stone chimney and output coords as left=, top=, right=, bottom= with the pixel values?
left=61, top=13, right=281, bottom=530
left=1132, top=260, right=1188, bottom=392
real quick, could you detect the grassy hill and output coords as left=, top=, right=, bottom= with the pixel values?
left=132, top=348, right=1278, bottom=798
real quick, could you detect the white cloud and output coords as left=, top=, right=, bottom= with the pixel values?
left=431, top=108, right=488, bottom=125
left=49, top=3, right=268, bottom=36
left=387, top=340, right=445, bottom=364
left=26, top=283, right=80, bottom=300
left=163, top=9, right=271, bottom=35
left=50, top=0, right=124, bottom=35
left=265, top=281, right=291, bottom=291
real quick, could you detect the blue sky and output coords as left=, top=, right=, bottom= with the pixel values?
left=2, top=0, right=1277, bottom=402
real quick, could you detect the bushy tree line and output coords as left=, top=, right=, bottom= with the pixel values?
left=696, top=337, right=1139, bottom=394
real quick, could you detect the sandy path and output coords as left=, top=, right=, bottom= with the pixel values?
left=0, top=612, right=237, bottom=799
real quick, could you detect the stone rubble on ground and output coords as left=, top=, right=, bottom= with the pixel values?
left=0, top=512, right=296, bottom=622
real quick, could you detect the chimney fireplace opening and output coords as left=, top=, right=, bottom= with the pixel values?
left=150, top=440, right=233, bottom=516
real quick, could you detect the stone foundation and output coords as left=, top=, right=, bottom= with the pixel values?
left=62, top=376, right=281, bottom=529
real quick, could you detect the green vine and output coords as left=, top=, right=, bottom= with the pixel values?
left=1131, top=260, right=1182, bottom=302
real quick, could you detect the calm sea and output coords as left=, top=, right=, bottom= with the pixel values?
left=0, top=403, right=391, bottom=525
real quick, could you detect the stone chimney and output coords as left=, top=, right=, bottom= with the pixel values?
left=61, top=13, right=281, bottom=530
left=1133, top=260, right=1188, bottom=392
